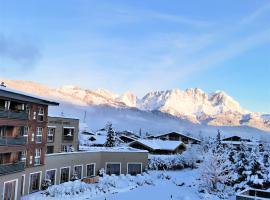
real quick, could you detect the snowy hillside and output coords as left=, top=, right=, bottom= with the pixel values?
left=1, top=79, right=270, bottom=135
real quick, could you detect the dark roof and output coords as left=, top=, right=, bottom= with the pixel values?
left=153, top=131, right=201, bottom=142
left=0, top=87, right=59, bottom=106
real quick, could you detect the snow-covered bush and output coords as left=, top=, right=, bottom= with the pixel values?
left=148, top=145, right=202, bottom=170
left=45, top=173, right=155, bottom=198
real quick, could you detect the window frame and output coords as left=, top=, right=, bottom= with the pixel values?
left=105, top=162, right=121, bottom=176
left=28, top=171, right=42, bottom=194
left=86, top=163, right=96, bottom=177
left=127, top=162, right=143, bottom=175
left=37, top=107, right=45, bottom=122
left=73, top=165, right=83, bottom=179
left=3, top=179, right=18, bottom=200
left=60, top=166, right=71, bottom=184
left=34, top=148, right=41, bottom=166
left=47, top=127, right=55, bottom=143
left=45, top=169, right=57, bottom=185
left=36, top=127, right=43, bottom=143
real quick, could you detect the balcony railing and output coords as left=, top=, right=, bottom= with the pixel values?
left=0, top=109, right=28, bottom=120
left=0, top=136, right=27, bottom=145
left=0, top=162, right=25, bottom=175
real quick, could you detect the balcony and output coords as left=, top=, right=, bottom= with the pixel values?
left=0, top=109, right=28, bottom=120
left=0, top=136, right=27, bottom=146
left=0, top=162, right=25, bottom=175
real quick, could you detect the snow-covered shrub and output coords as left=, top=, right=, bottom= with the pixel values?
left=148, top=145, right=202, bottom=170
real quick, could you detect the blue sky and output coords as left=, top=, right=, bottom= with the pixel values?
left=0, top=0, right=269, bottom=112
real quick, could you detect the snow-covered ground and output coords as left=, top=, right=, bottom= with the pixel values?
left=22, top=169, right=232, bottom=200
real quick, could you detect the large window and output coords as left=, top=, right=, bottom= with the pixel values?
left=34, top=149, right=41, bottom=166
left=37, top=107, right=44, bottom=122
left=63, top=127, right=74, bottom=141
left=86, top=163, right=95, bottom=177
left=29, top=172, right=41, bottom=193
left=36, top=127, right=43, bottom=143
left=60, top=167, right=70, bottom=184
left=46, top=169, right=56, bottom=185
left=73, top=165, right=83, bottom=179
left=106, top=163, right=121, bottom=175
left=128, top=163, right=142, bottom=175
left=47, top=127, right=55, bottom=143
left=3, top=179, right=18, bottom=200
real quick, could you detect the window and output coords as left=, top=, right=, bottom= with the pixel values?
left=46, top=146, right=54, bottom=154
left=34, top=149, right=41, bottom=166
left=20, top=151, right=26, bottom=163
left=37, top=107, right=44, bottom=122
left=86, top=163, right=95, bottom=177
left=25, top=104, right=30, bottom=119
left=73, top=165, right=83, bottom=179
left=23, top=126, right=29, bottom=144
left=62, top=145, right=74, bottom=152
left=29, top=172, right=41, bottom=193
left=4, top=179, right=18, bottom=200
left=47, top=127, right=55, bottom=143
left=63, top=128, right=74, bottom=141
left=46, top=169, right=56, bottom=185
left=60, top=167, right=70, bottom=183
left=36, top=127, right=43, bottom=143
left=128, top=163, right=142, bottom=175
left=106, top=163, right=121, bottom=175
left=29, top=156, right=33, bottom=165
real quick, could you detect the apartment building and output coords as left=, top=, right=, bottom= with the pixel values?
left=46, top=116, right=79, bottom=154
left=0, top=86, right=59, bottom=200
left=0, top=86, right=148, bottom=200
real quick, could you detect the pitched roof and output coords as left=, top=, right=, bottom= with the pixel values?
left=153, top=131, right=201, bottom=142
left=130, top=139, right=185, bottom=151
left=0, top=86, right=59, bottom=105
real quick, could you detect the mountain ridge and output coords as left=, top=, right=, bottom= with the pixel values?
left=1, top=79, right=269, bottom=132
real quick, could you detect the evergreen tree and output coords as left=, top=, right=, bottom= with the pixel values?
left=104, top=122, right=116, bottom=147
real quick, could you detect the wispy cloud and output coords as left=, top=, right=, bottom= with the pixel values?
left=241, top=2, right=270, bottom=25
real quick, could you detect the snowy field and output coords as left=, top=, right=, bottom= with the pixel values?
left=22, top=169, right=234, bottom=200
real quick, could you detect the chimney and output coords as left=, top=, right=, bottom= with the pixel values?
left=0, top=82, right=6, bottom=87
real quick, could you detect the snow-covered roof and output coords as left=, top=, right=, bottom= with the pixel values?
left=0, top=86, right=59, bottom=105
left=153, top=132, right=201, bottom=142
left=131, top=139, right=185, bottom=151
left=77, top=146, right=148, bottom=153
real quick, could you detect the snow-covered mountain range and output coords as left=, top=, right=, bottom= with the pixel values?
left=1, top=79, right=270, bottom=136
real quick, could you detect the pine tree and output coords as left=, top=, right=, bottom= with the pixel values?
left=104, top=122, right=116, bottom=147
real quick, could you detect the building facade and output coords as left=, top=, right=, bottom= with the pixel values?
left=46, top=116, right=79, bottom=154
left=0, top=86, right=58, bottom=200
left=0, top=150, right=148, bottom=200
left=0, top=87, right=148, bottom=200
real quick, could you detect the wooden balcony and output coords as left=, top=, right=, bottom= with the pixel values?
left=0, top=109, right=28, bottom=120
left=0, top=136, right=27, bottom=146
left=0, top=162, right=25, bottom=175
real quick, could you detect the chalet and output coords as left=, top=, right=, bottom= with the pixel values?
left=129, top=139, right=186, bottom=154
left=119, top=135, right=137, bottom=143
left=152, top=132, right=201, bottom=144
left=221, top=136, right=256, bottom=146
